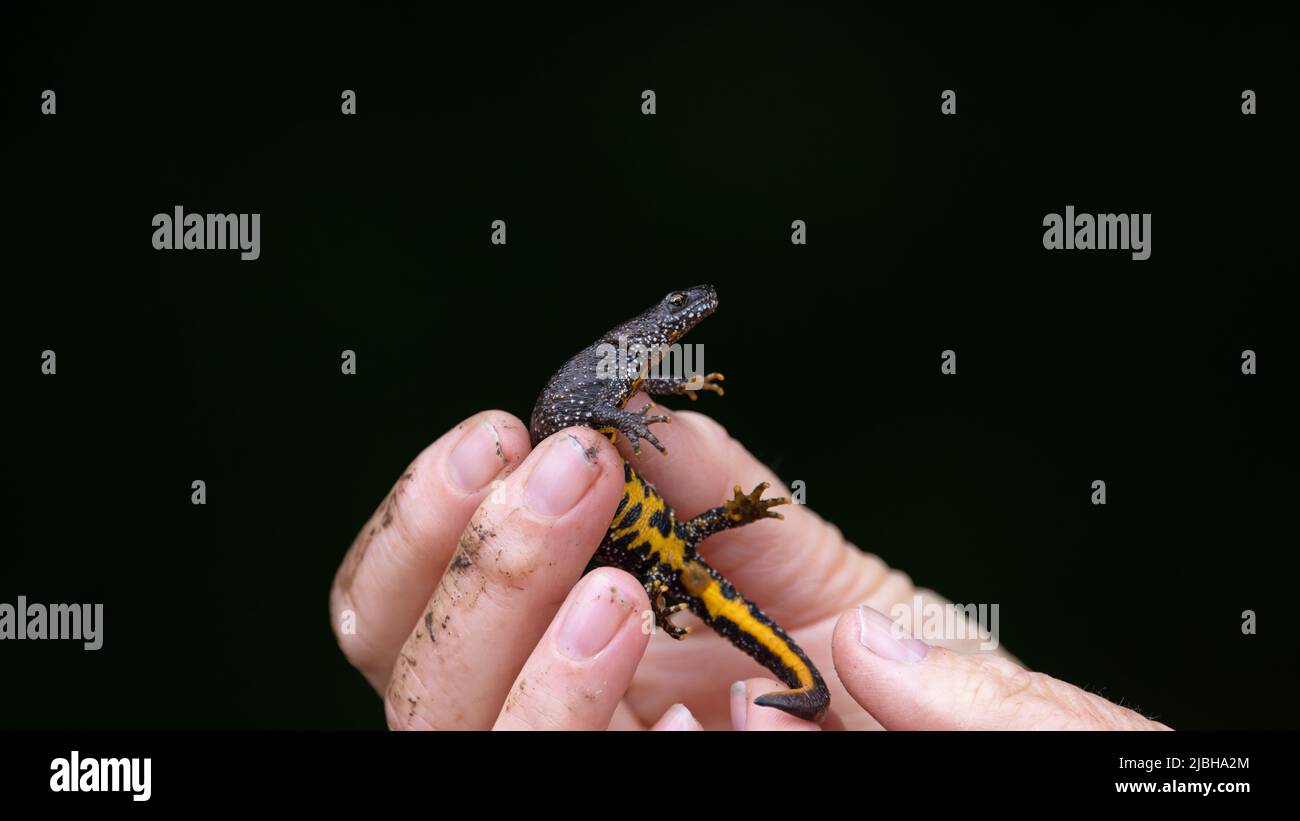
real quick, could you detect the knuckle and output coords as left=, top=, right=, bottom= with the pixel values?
left=384, top=658, right=437, bottom=731
left=448, top=510, right=545, bottom=590
left=960, top=656, right=1094, bottom=729
left=959, top=655, right=1040, bottom=715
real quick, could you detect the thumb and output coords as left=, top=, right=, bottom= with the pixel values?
left=831, top=605, right=1169, bottom=731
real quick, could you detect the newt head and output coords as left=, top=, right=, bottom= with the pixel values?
left=656, top=284, right=719, bottom=343
left=609, top=284, right=718, bottom=350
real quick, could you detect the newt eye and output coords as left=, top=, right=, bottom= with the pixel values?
left=668, top=292, right=685, bottom=306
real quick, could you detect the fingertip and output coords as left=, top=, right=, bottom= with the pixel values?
left=475, top=410, right=534, bottom=461
left=549, top=425, right=622, bottom=472
left=519, top=427, right=626, bottom=522
left=832, top=607, right=870, bottom=679
left=443, top=410, right=532, bottom=494
left=832, top=605, right=931, bottom=689
left=652, top=703, right=703, bottom=732
left=492, top=566, right=652, bottom=730
left=554, top=566, right=650, bottom=663
left=581, top=565, right=652, bottom=620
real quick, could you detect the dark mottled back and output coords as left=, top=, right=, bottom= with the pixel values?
left=529, top=285, right=718, bottom=445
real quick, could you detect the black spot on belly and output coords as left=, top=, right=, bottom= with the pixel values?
left=647, top=507, right=672, bottom=537
left=608, top=532, right=638, bottom=552
left=617, top=502, right=642, bottom=531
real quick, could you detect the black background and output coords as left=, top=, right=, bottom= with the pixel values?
left=1, top=3, right=1295, bottom=730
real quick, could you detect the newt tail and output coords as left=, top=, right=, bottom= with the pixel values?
left=528, top=285, right=830, bottom=722
left=604, top=461, right=829, bottom=720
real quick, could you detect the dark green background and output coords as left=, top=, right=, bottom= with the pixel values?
left=2, top=3, right=1295, bottom=729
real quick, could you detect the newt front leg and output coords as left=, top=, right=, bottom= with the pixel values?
left=643, top=372, right=725, bottom=401
left=590, top=401, right=671, bottom=455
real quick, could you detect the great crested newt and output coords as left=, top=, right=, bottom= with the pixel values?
left=528, top=285, right=829, bottom=722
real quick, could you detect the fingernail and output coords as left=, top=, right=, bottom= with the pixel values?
left=556, top=573, right=635, bottom=660
left=857, top=605, right=929, bottom=662
left=656, top=704, right=699, bottom=731
left=524, top=434, right=599, bottom=516
left=448, top=422, right=506, bottom=492
left=730, top=681, right=748, bottom=731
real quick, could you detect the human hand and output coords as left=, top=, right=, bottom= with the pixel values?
left=330, top=400, right=1166, bottom=730
left=593, top=395, right=1169, bottom=731
left=329, top=411, right=704, bottom=729
left=821, top=603, right=1168, bottom=730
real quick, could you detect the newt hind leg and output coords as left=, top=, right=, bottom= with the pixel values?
left=724, top=482, right=789, bottom=524
left=647, top=576, right=691, bottom=640
left=680, top=482, right=790, bottom=543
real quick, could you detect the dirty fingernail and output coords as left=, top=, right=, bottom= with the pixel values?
left=857, top=605, right=930, bottom=663
left=448, top=422, right=507, bottom=492
left=524, top=434, right=599, bottom=516
left=556, top=572, right=635, bottom=660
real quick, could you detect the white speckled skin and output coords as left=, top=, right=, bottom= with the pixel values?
left=528, top=285, right=719, bottom=450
